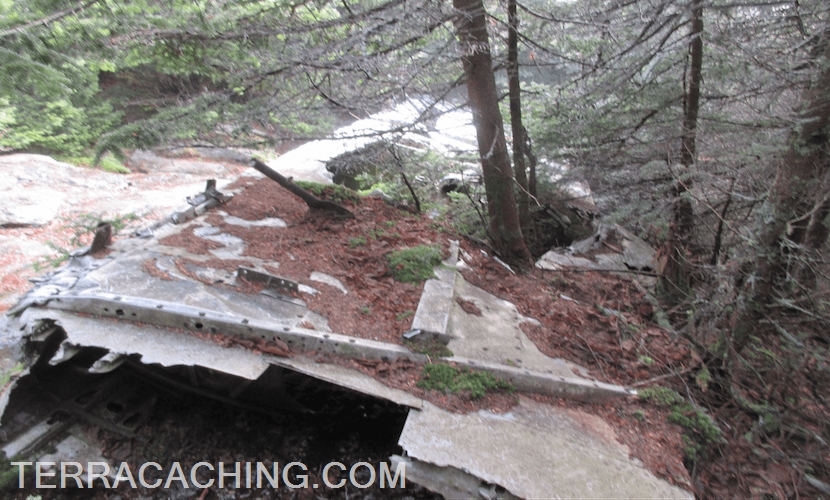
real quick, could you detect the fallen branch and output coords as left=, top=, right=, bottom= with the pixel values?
left=251, top=158, right=354, bottom=218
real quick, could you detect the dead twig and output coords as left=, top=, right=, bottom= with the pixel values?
left=573, top=331, right=607, bottom=380
left=631, top=365, right=697, bottom=387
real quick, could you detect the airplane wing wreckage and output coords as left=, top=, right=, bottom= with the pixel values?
left=0, top=159, right=692, bottom=498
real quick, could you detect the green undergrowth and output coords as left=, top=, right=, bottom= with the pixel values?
left=0, top=458, right=22, bottom=491
left=349, top=222, right=401, bottom=249
left=0, top=363, right=24, bottom=387
left=395, top=310, right=414, bottom=321
left=639, top=386, right=722, bottom=462
left=386, top=245, right=443, bottom=283
left=349, top=236, right=367, bottom=248
left=405, top=337, right=453, bottom=358
left=418, top=363, right=514, bottom=399
left=61, top=153, right=130, bottom=173
left=295, top=180, right=360, bottom=203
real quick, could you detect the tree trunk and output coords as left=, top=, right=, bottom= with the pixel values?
left=660, top=0, right=702, bottom=302
left=677, top=0, right=703, bottom=239
left=507, top=0, right=529, bottom=230
left=524, top=126, right=538, bottom=197
left=251, top=159, right=355, bottom=218
left=452, top=0, right=531, bottom=261
left=731, top=33, right=830, bottom=350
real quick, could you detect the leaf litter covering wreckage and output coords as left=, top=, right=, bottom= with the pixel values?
left=0, top=159, right=693, bottom=499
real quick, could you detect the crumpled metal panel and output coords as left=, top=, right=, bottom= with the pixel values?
left=398, top=398, right=694, bottom=499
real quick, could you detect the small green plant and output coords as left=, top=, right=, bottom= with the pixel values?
left=442, top=190, right=489, bottom=239
left=638, top=386, right=684, bottom=406
left=695, top=365, right=711, bottom=392
left=639, top=386, right=722, bottom=462
left=32, top=212, right=141, bottom=271
left=405, top=337, right=453, bottom=358
left=349, top=236, right=367, bottom=248
left=32, top=241, right=71, bottom=271
left=638, top=355, right=655, bottom=365
left=633, top=409, right=646, bottom=421
left=417, top=363, right=513, bottom=399
left=360, top=306, right=371, bottom=315
left=384, top=220, right=397, bottom=228
left=295, top=180, right=360, bottom=203
left=0, top=457, right=24, bottom=491
left=395, top=310, right=414, bottom=321
left=386, top=245, right=443, bottom=283
left=0, top=363, right=24, bottom=387
left=549, top=275, right=569, bottom=287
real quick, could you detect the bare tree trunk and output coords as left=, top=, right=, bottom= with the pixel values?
left=524, top=126, right=538, bottom=197
left=805, top=197, right=830, bottom=249
left=251, top=159, right=355, bottom=218
left=507, top=0, right=529, bottom=230
left=677, top=0, right=702, bottom=238
left=660, top=0, right=702, bottom=302
left=453, top=0, right=531, bottom=261
left=731, top=34, right=830, bottom=350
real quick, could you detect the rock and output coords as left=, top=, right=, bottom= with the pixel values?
left=325, top=141, right=388, bottom=189
left=439, top=173, right=464, bottom=193
left=365, top=189, right=394, bottom=204
left=439, top=169, right=481, bottom=194
left=128, top=149, right=230, bottom=175
left=168, top=146, right=251, bottom=163
left=1, top=188, right=65, bottom=227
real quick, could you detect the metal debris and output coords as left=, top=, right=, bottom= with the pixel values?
left=238, top=266, right=300, bottom=293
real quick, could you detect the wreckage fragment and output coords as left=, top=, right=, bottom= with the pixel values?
left=0, top=171, right=693, bottom=499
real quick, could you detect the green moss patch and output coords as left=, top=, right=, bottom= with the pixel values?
left=386, top=245, right=443, bottom=283
left=404, top=337, right=453, bottom=358
left=417, top=363, right=513, bottom=399
left=639, top=386, right=722, bottom=462
left=295, top=180, right=360, bottom=203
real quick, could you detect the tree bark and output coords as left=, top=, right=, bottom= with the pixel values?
left=676, top=0, right=703, bottom=240
left=524, top=126, right=538, bottom=197
left=453, top=0, right=531, bottom=261
left=731, top=33, right=830, bottom=350
left=660, top=0, right=702, bottom=302
left=507, top=0, right=529, bottom=230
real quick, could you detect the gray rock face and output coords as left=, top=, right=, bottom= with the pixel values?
left=1, top=188, right=65, bottom=227
left=0, top=152, right=243, bottom=311
left=128, top=149, right=230, bottom=175
left=0, top=155, right=99, bottom=227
